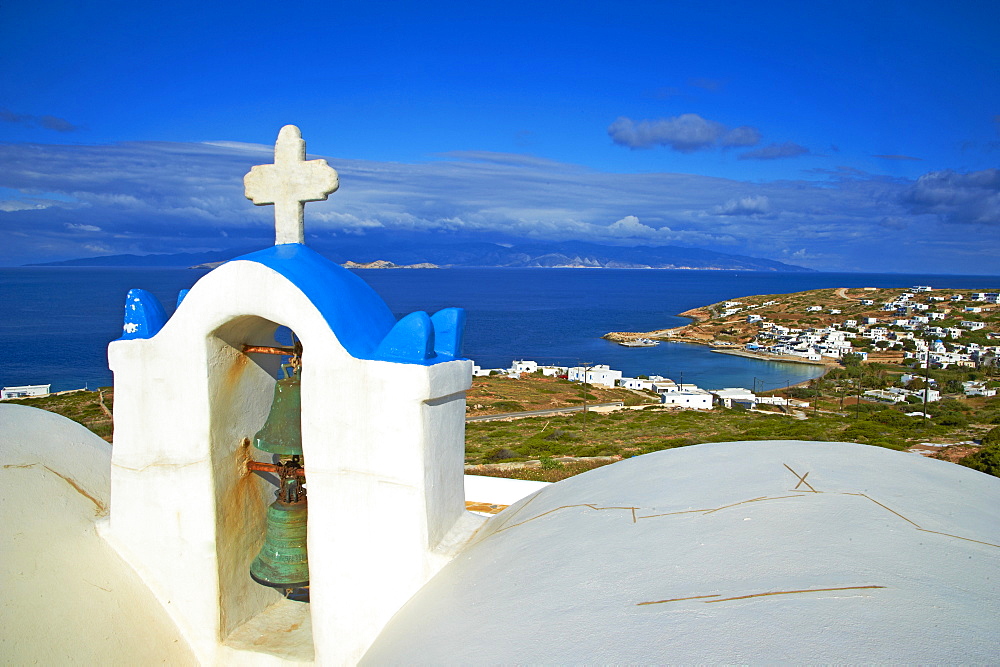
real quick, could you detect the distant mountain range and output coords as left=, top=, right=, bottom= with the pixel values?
left=27, top=238, right=811, bottom=272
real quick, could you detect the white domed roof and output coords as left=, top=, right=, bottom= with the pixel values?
left=0, top=404, right=194, bottom=663
left=365, top=440, right=1000, bottom=664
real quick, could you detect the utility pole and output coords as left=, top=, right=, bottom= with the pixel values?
left=922, top=342, right=931, bottom=423
left=855, top=376, right=862, bottom=420
left=578, top=361, right=594, bottom=434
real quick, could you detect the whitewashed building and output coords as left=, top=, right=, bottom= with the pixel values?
left=864, top=389, right=906, bottom=403
left=472, top=365, right=505, bottom=377
left=661, top=389, right=713, bottom=409
left=510, top=360, right=538, bottom=375
left=620, top=377, right=657, bottom=391
left=712, top=388, right=758, bottom=409
left=1, top=384, right=51, bottom=400
left=963, top=381, right=997, bottom=397
left=757, top=395, right=810, bottom=408
left=567, top=365, right=622, bottom=388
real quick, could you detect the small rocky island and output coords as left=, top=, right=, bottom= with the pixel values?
left=341, top=259, right=439, bottom=269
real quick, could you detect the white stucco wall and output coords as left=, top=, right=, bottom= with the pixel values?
left=464, top=475, right=549, bottom=506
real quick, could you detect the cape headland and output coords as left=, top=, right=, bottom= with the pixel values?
left=604, top=285, right=1000, bottom=366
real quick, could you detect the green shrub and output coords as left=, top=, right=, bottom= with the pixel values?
left=934, top=414, right=969, bottom=427
left=869, top=409, right=913, bottom=428
left=959, top=445, right=1000, bottom=477
left=485, top=447, right=520, bottom=462
left=540, top=456, right=562, bottom=469
left=491, top=401, right=526, bottom=412
left=787, top=387, right=821, bottom=398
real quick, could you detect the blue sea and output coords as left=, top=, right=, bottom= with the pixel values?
left=1, top=266, right=997, bottom=394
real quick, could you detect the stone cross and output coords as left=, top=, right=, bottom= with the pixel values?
left=244, top=125, right=340, bottom=245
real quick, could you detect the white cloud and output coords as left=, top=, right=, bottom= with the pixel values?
left=0, top=107, right=83, bottom=132
left=900, top=168, right=1000, bottom=225
left=0, top=200, right=48, bottom=212
left=878, top=216, right=907, bottom=229
left=607, top=114, right=762, bottom=153
left=738, top=141, right=810, bottom=160
left=711, top=195, right=772, bottom=216
left=0, top=139, right=995, bottom=273
left=605, top=215, right=657, bottom=238
left=201, top=140, right=274, bottom=154
left=720, top=126, right=762, bottom=147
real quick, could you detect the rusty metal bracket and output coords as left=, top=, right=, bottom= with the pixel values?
left=247, top=460, right=306, bottom=477
left=243, top=344, right=296, bottom=356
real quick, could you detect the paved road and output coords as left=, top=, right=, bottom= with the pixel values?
left=466, top=402, right=625, bottom=422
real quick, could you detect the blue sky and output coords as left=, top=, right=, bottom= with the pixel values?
left=1, top=0, right=997, bottom=272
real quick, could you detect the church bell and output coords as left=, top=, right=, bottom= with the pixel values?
left=247, top=361, right=309, bottom=593
left=250, top=475, right=309, bottom=589
left=253, top=364, right=303, bottom=457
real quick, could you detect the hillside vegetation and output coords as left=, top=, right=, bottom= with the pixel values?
left=9, top=388, right=114, bottom=441
left=465, top=368, right=1000, bottom=481
left=466, top=374, right=655, bottom=417
left=9, top=369, right=1000, bottom=483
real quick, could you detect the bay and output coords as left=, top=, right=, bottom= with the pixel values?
left=1, top=266, right=997, bottom=393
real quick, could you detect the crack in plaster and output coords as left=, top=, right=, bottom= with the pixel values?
left=481, top=463, right=1000, bottom=550
left=4, top=462, right=107, bottom=515
left=112, top=459, right=208, bottom=473
left=638, top=585, right=886, bottom=607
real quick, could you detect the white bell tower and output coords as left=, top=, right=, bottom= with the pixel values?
left=102, top=126, right=481, bottom=664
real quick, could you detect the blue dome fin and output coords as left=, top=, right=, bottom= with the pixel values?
left=430, top=308, right=466, bottom=359
left=374, top=311, right=436, bottom=363
left=119, top=288, right=168, bottom=340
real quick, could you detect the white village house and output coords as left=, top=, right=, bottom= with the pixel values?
left=567, top=364, right=622, bottom=388
left=660, top=387, right=714, bottom=409
left=1, top=384, right=51, bottom=400
left=712, top=387, right=759, bottom=409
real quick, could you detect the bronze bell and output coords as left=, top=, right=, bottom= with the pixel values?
left=249, top=362, right=309, bottom=592
left=250, top=475, right=309, bottom=589
left=253, top=365, right=302, bottom=457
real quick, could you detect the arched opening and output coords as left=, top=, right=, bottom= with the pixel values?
left=208, top=315, right=314, bottom=660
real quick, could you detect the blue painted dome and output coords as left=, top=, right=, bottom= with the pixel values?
left=118, top=243, right=466, bottom=365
